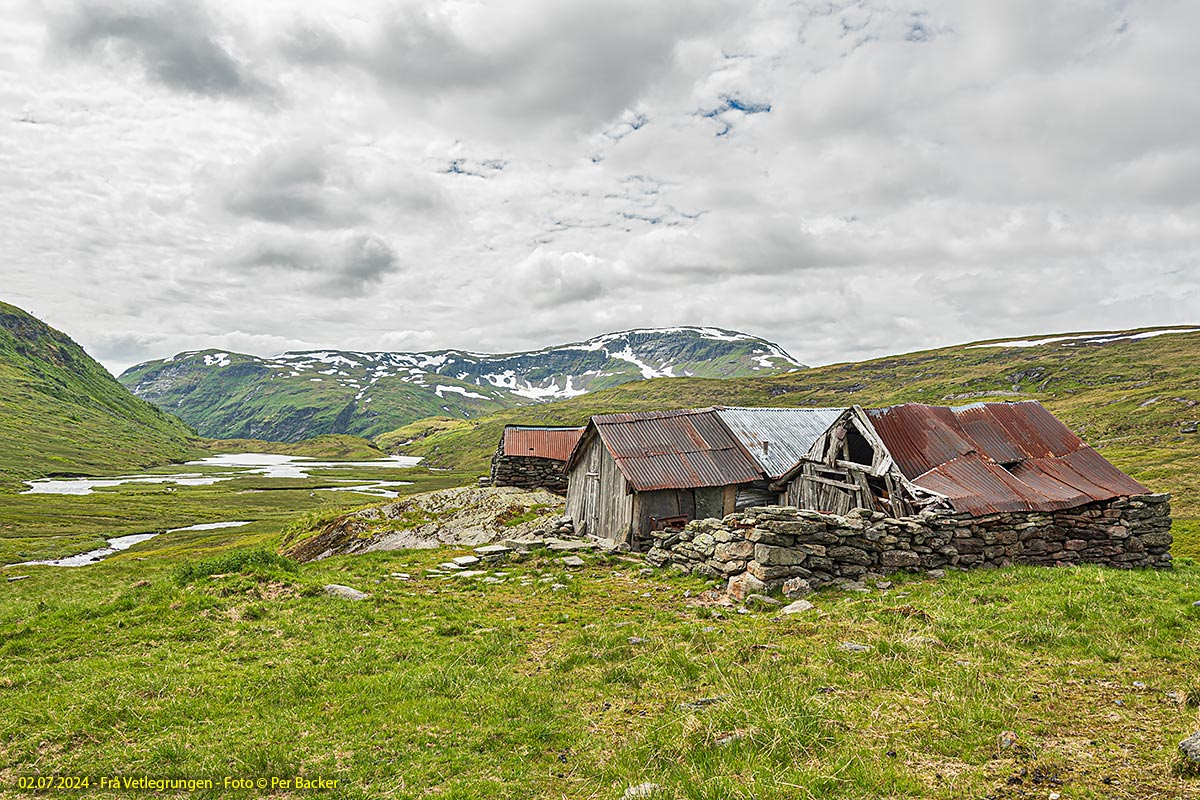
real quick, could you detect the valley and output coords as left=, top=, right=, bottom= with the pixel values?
left=1, top=303, right=1198, bottom=798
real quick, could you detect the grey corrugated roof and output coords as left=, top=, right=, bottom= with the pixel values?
left=714, top=406, right=847, bottom=479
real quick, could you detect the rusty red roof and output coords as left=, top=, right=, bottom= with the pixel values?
left=502, top=426, right=585, bottom=462
left=585, top=408, right=763, bottom=492
left=866, top=401, right=1147, bottom=515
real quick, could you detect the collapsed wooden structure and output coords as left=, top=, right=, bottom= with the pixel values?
left=773, top=401, right=1148, bottom=517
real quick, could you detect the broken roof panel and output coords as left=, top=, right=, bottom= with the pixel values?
left=590, top=408, right=763, bottom=491
left=868, top=401, right=1147, bottom=514
left=502, top=426, right=585, bottom=462
left=714, top=406, right=847, bottom=479
left=912, top=454, right=1045, bottom=515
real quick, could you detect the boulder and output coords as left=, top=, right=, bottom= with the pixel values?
left=781, top=599, right=815, bottom=615
left=754, top=543, right=807, bottom=566
left=1181, top=732, right=1200, bottom=766
left=324, top=584, right=368, bottom=601
left=727, top=572, right=766, bottom=602
left=744, top=594, right=782, bottom=609
left=879, top=550, right=921, bottom=569
left=782, top=577, right=813, bottom=598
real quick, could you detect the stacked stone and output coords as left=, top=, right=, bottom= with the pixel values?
left=489, top=454, right=570, bottom=493
left=646, top=494, right=1172, bottom=597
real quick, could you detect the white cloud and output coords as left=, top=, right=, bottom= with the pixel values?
left=0, top=0, right=1197, bottom=376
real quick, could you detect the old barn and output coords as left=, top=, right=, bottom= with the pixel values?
left=564, top=407, right=844, bottom=546
left=489, top=425, right=585, bottom=493
left=775, top=401, right=1148, bottom=517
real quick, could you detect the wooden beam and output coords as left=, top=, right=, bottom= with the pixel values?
left=802, top=474, right=863, bottom=492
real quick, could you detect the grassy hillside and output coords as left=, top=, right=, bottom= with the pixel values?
left=195, top=434, right=386, bottom=461
left=0, top=301, right=200, bottom=489
left=1, top=543, right=1197, bottom=798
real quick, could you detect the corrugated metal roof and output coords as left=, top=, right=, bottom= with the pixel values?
left=867, top=404, right=976, bottom=479
left=868, top=401, right=1147, bottom=514
left=913, top=454, right=1047, bottom=515
left=502, top=426, right=585, bottom=461
left=590, top=408, right=763, bottom=491
left=714, top=407, right=847, bottom=479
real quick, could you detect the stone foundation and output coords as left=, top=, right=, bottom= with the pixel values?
left=489, top=454, right=569, bottom=494
left=646, top=494, right=1172, bottom=597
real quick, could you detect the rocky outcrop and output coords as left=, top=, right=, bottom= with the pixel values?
left=646, top=495, right=1172, bottom=592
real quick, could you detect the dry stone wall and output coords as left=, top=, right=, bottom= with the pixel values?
left=645, top=495, right=1172, bottom=599
left=489, top=453, right=570, bottom=494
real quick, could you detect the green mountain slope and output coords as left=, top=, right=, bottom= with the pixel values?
left=119, top=327, right=803, bottom=441
left=0, top=301, right=198, bottom=487
left=386, top=326, right=1200, bottom=526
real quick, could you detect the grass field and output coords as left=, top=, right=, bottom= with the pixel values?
left=1, top=541, right=1198, bottom=799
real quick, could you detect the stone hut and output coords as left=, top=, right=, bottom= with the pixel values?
left=489, top=425, right=584, bottom=494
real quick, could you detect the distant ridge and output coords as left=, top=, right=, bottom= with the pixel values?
left=120, top=326, right=805, bottom=441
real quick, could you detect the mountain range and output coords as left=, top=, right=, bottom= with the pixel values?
left=118, top=327, right=804, bottom=441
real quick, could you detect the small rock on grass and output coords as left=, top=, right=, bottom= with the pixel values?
left=781, top=599, right=815, bottom=615
left=622, top=783, right=662, bottom=799
left=1192, top=600, right=1200, bottom=608
left=838, top=641, right=871, bottom=653
left=7, top=575, right=30, bottom=582
left=744, top=593, right=782, bottom=609
left=927, top=569, right=946, bottom=579
left=452, top=555, right=480, bottom=566
left=1181, top=731, right=1200, bottom=765
left=561, top=555, right=586, bottom=568
left=324, top=584, right=368, bottom=601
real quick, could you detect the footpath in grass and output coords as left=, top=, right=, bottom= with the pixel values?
left=1, top=543, right=1198, bottom=800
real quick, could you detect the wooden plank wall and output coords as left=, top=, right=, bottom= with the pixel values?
left=566, top=436, right=635, bottom=543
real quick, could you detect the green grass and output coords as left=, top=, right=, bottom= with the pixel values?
left=194, top=435, right=387, bottom=460
left=173, top=548, right=299, bottom=586
left=1, top=546, right=1197, bottom=799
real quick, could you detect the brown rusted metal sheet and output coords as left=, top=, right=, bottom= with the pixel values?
left=591, top=408, right=763, bottom=492
left=951, top=404, right=1029, bottom=464
left=869, top=400, right=1146, bottom=514
left=978, top=401, right=1083, bottom=459
left=866, top=404, right=975, bottom=479
left=913, top=454, right=1044, bottom=515
left=502, top=426, right=586, bottom=462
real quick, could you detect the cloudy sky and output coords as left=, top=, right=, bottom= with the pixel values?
left=2, top=0, right=1197, bottom=374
